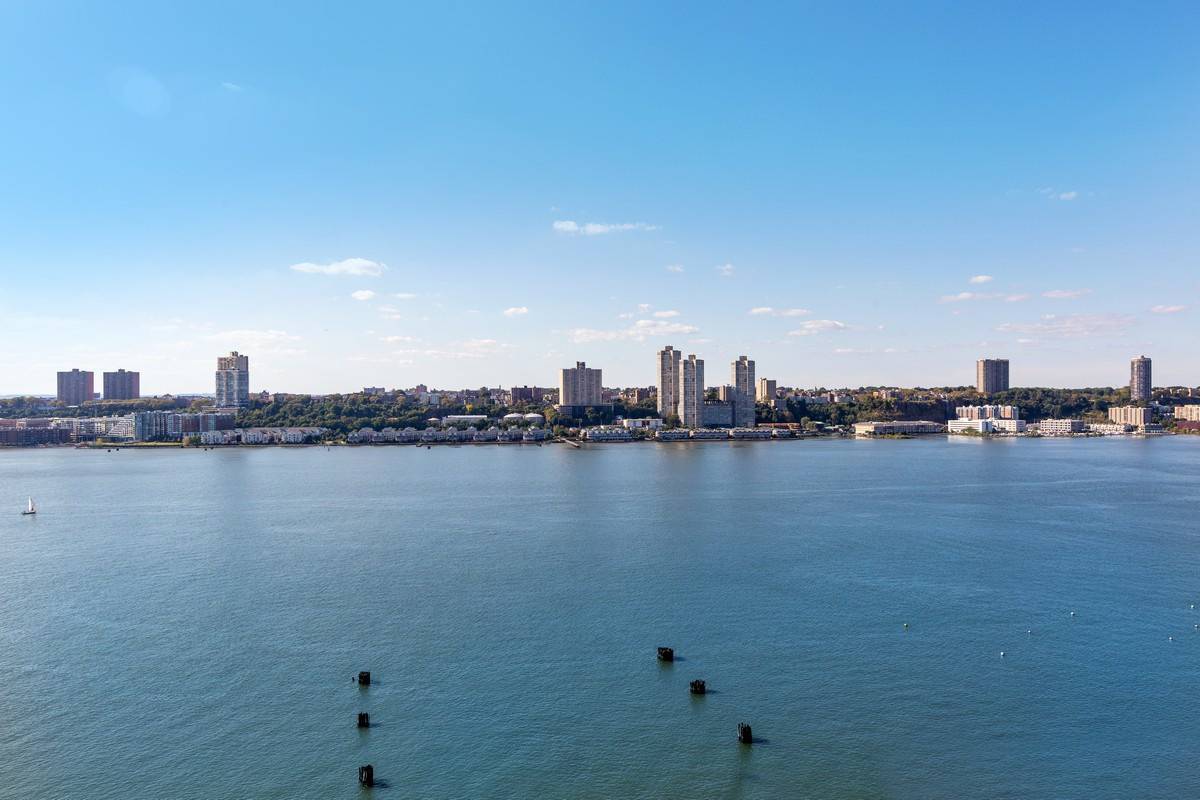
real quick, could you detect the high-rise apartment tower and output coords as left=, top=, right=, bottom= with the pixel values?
left=976, top=358, right=1010, bottom=394
left=215, top=352, right=250, bottom=408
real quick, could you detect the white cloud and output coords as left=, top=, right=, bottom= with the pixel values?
left=749, top=307, right=810, bottom=317
left=665, top=264, right=685, bottom=273
left=503, top=306, right=529, bottom=317
left=380, top=335, right=417, bottom=343
left=350, top=290, right=376, bottom=301
left=715, top=263, right=736, bottom=277
left=393, top=292, right=417, bottom=300
left=1042, top=288, right=1092, bottom=299
left=566, top=319, right=699, bottom=343
left=552, top=220, right=658, bottom=235
left=939, top=291, right=993, bottom=303
left=221, top=81, right=244, bottom=92
left=290, top=257, right=386, bottom=276
left=787, top=320, right=847, bottom=336
left=653, top=310, right=680, bottom=318
left=997, top=313, right=1134, bottom=338
left=637, top=303, right=652, bottom=313
left=969, top=275, right=993, bottom=284
left=1005, top=294, right=1030, bottom=302
left=1038, top=187, right=1080, bottom=201
left=1150, top=304, right=1186, bottom=314
left=378, top=305, right=404, bottom=320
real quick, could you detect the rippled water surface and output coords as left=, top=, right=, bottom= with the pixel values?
left=1, top=437, right=1198, bottom=799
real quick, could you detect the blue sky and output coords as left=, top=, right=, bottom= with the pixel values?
left=1, top=2, right=1197, bottom=394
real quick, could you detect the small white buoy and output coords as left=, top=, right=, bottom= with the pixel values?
left=1169, top=636, right=1174, bottom=642
left=1070, top=611, right=1076, bottom=617
left=1027, top=630, right=1032, bottom=635
left=1000, top=651, right=1005, bottom=657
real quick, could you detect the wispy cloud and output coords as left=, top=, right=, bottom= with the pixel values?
left=715, top=263, right=735, bottom=277
left=221, top=81, right=244, bottom=92
left=969, top=275, right=993, bottom=284
left=351, top=290, right=376, bottom=301
left=665, top=264, right=685, bottom=273
left=503, top=306, right=529, bottom=317
left=290, top=257, right=386, bottom=276
left=392, top=339, right=512, bottom=360
left=939, top=291, right=994, bottom=303
left=566, top=319, right=699, bottom=343
left=1042, top=288, right=1092, bottom=299
left=393, top=292, right=417, bottom=300
left=787, top=320, right=847, bottom=336
left=206, top=329, right=304, bottom=354
left=380, top=335, right=418, bottom=343
left=1150, top=304, right=1186, bottom=314
left=653, top=310, right=680, bottom=318
left=1039, top=187, right=1080, bottom=201
left=749, top=307, right=810, bottom=317
left=552, top=220, right=658, bottom=235
left=997, top=313, right=1134, bottom=338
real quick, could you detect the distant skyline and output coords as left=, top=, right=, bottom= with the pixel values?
left=1, top=3, right=1197, bottom=394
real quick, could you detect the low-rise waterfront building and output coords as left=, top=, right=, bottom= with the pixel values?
left=853, top=421, right=944, bottom=437
left=1037, top=419, right=1085, bottom=435
left=200, top=426, right=326, bottom=445
left=621, top=418, right=663, bottom=430
left=730, top=428, right=772, bottom=439
left=584, top=426, right=633, bottom=442
left=1088, top=423, right=1132, bottom=435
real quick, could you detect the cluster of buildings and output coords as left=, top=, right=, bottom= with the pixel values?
left=0, top=411, right=237, bottom=444
left=347, top=425, right=550, bottom=444
left=652, top=347, right=758, bottom=428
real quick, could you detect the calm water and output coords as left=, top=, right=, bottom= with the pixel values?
left=1, top=438, right=1198, bottom=799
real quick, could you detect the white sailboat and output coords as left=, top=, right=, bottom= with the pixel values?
left=21, top=496, right=36, bottom=515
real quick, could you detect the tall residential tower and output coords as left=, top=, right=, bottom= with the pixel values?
left=56, top=369, right=94, bottom=405
left=1130, top=355, right=1151, bottom=402
left=975, top=358, right=1010, bottom=394
left=657, top=346, right=682, bottom=418
left=731, top=355, right=756, bottom=427
left=559, top=361, right=602, bottom=408
left=215, top=352, right=250, bottom=408
left=103, top=369, right=140, bottom=400
left=677, top=354, right=704, bottom=428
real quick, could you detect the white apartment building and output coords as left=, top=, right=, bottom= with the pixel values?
left=756, top=378, right=777, bottom=403
left=1089, top=423, right=1132, bottom=435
